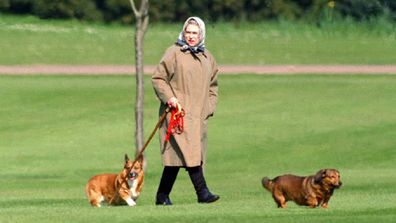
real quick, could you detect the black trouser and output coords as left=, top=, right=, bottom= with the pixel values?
left=186, top=166, right=209, bottom=197
left=156, top=166, right=208, bottom=199
left=156, top=166, right=180, bottom=201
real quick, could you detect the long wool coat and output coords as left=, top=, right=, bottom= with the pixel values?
left=151, top=44, right=219, bottom=167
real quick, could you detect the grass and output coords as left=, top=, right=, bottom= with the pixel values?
left=1, top=74, right=396, bottom=222
left=1, top=14, right=396, bottom=65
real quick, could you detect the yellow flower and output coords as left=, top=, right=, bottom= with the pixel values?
left=328, top=1, right=335, bottom=9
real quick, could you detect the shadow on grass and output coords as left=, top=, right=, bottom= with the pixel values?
left=0, top=198, right=84, bottom=208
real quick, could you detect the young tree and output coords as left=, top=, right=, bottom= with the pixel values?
left=129, top=0, right=149, bottom=160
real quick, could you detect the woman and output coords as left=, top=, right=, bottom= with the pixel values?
left=151, top=16, right=219, bottom=205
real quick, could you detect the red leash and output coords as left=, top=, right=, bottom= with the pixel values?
left=165, top=106, right=185, bottom=141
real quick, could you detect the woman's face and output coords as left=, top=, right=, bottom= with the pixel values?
left=184, top=24, right=200, bottom=47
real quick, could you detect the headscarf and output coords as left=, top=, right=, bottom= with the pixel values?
left=176, top=17, right=206, bottom=53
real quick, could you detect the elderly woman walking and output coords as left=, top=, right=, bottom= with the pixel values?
left=151, top=16, right=219, bottom=205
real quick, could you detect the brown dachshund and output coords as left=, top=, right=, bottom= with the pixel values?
left=262, top=169, right=342, bottom=208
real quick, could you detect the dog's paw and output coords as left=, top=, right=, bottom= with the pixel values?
left=126, top=198, right=137, bottom=207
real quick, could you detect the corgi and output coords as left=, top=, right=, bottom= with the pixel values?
left=85, top=154, right=144, bottom=207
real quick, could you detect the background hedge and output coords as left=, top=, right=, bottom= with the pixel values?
left=1, top=0, right=395, bottom=24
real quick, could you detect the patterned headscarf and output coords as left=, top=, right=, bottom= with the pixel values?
left=176, top=17, right=206, bottom=53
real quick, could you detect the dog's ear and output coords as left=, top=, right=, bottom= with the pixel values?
left=125, top=154, right=130, bottom=163
left=314, top=169, right=326, bottom=184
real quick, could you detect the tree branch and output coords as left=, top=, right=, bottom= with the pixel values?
left=142, top=16, right=149, bottom=33
left=129, top=0, right=140, bottom=17
left=141, top=0, right=149, bottom=16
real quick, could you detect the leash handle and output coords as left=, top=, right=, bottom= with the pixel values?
left=165, top=106, right=185, bottom=142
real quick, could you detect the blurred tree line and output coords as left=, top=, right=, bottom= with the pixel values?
left=0, top=0, right=395, bottom=24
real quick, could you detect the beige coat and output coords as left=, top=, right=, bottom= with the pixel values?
left=152, top=44, right=218, bottom=167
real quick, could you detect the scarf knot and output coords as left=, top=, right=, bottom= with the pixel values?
left=176, top=39, right=205, bottom=54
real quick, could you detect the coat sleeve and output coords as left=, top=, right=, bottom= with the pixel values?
left=151, top=47, right=176, bottom=104
left=208, top=54, right=219, bottom=117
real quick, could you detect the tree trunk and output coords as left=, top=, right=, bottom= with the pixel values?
left=129, top=0, right=149, bottom=163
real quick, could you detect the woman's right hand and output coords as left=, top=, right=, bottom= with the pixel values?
left=167, top=97, right=179, bottom=108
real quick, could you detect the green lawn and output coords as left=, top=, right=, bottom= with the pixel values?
left=1, top=75, right=395, bottom=222
left=1, top=14, right=396, bottom=65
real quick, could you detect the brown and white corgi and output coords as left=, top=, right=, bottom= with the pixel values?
left=85, top=154, right=144, bottom=207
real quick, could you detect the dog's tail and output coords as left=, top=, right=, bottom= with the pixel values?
left=262, top=177, right=273, bottom=192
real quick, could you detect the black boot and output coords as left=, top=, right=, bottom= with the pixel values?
left=156, top=166, right=180, bottom=205
left=187, top=166, right=220, bottom=203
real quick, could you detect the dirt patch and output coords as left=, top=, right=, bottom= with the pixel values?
left=1, top=64, right=396, bottom=75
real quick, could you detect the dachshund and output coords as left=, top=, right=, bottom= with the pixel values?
left=262, top=169, right=342, bottom=208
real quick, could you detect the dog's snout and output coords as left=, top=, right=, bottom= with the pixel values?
left=333, top=180, right=342, bottom=188
left=129, top=172, right=138, bottom=178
